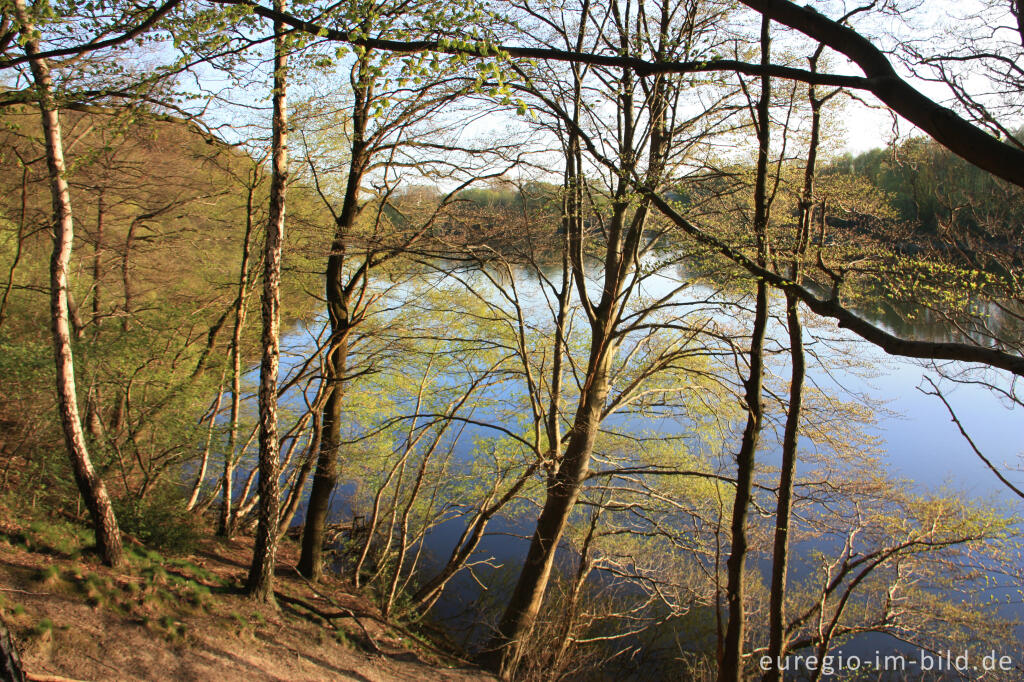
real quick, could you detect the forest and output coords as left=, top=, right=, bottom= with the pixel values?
left=1, top=0, right=1023, bottom=680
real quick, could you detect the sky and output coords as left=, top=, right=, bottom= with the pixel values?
left=6, top=0, right=1010, bottom=169
left=840, top=101, right=897, bottom=154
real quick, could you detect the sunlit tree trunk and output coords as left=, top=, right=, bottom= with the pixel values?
left=220, top=167, right=258, bottom=537
left=187, top=373, right=226, bottom=510
left=246, top=0, right=288, bottom=604
left=489, top=343, right=614, bottom=677
left=487, top=13, right=673, bottom=667
left=14, top=0, right=125, bottom=569
left=482, top=75, right=585, bottom=671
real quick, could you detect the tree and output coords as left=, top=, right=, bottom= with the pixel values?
left=719, top=14, right=772, bottom=681
left=0, top=615, right=25, bottom=682
left=289, top=0, right=514, bottom=581
left=11, top=0, right=125, bottom=568
left=2, top=0, right=1023, bottom=677
left=463, top=2, right=747, bottom=674
left=764, top=51, right=826, bottom=682
left=246, top=0, right=289, bottom=604
left=215, top=151, right=265, bottom=535
left=734, top=0, right=1024, bottom=188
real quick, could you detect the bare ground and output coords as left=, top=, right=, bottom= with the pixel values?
left=0, top=520, right=495, bottom=682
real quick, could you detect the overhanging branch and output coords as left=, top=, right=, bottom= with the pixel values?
left=737, top=0, right=1024, bottom=187
left=210, top=0, right=869, bottom=88
left=646, top=192, right=1024, bottom=377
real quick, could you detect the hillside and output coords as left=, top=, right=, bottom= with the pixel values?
left=0, top=506, right=493, bottom=682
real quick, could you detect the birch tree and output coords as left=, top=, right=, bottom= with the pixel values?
left=11, top=0, right=125, bottom=568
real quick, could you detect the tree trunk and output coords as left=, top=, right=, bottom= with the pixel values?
left=765, top=54, right=820, bottom=681
left=720, top=15, right=772, bottom=681
left=720, top=280, right=769, bottom=682
left=412, top=463, right=538, bottom=611
left=14, top=0, right=125, bottom=569
left=85, top=384, right=104, bottom=443
left=278, top=410, right=321, bottom=537
left=296, top=326, right=349, bottom=579
left=246, top=0, right=288, bottom=605
left=0, top=615, right=24, bottom=682
left=764, top=293, right=804, bottom=681
left=85, top=194, right=105, bottom=441
left=297, top=66, right=370, bottom=580
left=121, top=217, right=136, bottom=334
left=187, top=374, right=225, bottom=510
left=484, top=36, right=671, bottom=673
left=219, top=166, right=258, bottom=537
left=107, top=212, right=137, bottom=440
left=486, top=344, right=614, bottom=678
left=0, top=160, right=28, bottom=329
left=549, top=505, right=600, bottom=677
left=92, top=193, right=104, bottom=324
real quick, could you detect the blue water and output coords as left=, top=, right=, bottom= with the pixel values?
left=222, top=262, right=1024, bottom=668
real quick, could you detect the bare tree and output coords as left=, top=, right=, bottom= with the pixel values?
left=764, top=48, right=836, bottom=681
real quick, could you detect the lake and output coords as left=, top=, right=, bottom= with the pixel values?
left=248, top=257, right=1024, bottom=672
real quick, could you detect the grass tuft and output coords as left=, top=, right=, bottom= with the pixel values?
left=32, top=617, right=53, bottom=636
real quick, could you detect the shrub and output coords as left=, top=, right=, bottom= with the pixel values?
left=114, top=488, right=201, bottom=553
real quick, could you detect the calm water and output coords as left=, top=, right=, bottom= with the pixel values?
left=259, top=260, right=1024, bottom=666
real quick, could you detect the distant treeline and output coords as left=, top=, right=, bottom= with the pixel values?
left=824, top=136, right=1024, bottom=247
left=458, top=141, right=1024, bottom=254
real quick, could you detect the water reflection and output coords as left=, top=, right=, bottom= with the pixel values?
left=248, top=257, right=1024, bottom=670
